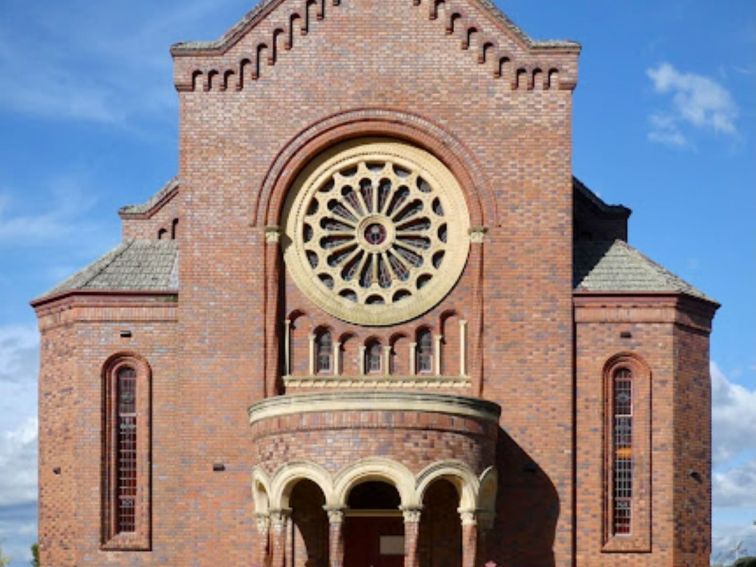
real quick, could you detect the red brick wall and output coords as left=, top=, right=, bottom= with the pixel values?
left=37, top=323, right=78, bottom=566
left=34, top=0, right=716, bottom=565
left=673, top=302, right=714, bottom=564
left=574, top=295, right=714, bottom=567
left=36, top=296, right=178, bottom=566
left=121, top=189, right=181, bottom=241
left=251, top=408, right=497, bottom=476
left=174, top=0, right=576, bottom=563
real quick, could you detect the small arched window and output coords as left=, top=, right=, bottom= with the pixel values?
left=366, top=341, right=382, bottom=373
left=315, top=330, right=332, bottom=373
left=416, top=329, right=433, bottom=373
left=612, top=367, right=633, bottom=535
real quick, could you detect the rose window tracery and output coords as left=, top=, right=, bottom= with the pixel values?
left=283, top=139, right=470, bottom=326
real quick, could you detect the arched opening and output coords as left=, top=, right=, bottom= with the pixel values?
left=418, top=479, right=462, bottom=567
left=344, top=481, right=404, bottom=567
left=289, top=479, right=329, bottom=567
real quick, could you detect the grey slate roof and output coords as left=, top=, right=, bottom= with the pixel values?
left=119, top=177, right=178, bottom=215
left=36, top=237, right=710, bottom=303
left=39, top=240, right=179, bottom=299
left=574, top=239, right=711, bottom=301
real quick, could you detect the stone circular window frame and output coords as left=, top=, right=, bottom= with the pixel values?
left=283, top=138, right=470, bottom=326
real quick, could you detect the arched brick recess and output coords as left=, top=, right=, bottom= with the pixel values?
left=254, top=108, right=498, bottom=228
left=601, top=352, right=652, bottom=553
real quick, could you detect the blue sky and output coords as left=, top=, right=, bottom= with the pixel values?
left=0, top=0, right=754, bottom=564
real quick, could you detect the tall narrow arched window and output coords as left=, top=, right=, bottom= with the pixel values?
left=315, top=330, right=332, bottom=373
left=116, top=366, right=138, bottom=533
left=366, top=341, right=382, bottom=373
left=612, top=367, right=633, bottom=535
left=603, top=355, right=650, bottom=552
left=416, top=329, right=433, bottom=373
left=102, top=356, right=151, bottom=550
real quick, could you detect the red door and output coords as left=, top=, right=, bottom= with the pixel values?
left=343, top=516, right=404, bottom=567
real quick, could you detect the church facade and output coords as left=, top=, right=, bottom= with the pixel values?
left=31, top=0, right=718, bottom=566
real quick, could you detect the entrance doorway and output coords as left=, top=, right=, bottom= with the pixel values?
left=343, top=481, right=404, bottom=567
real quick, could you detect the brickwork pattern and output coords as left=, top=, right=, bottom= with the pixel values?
left=32, top=0, right=717, bottom=564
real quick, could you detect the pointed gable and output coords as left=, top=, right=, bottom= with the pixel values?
left=171, top=0, right=579, bottom=92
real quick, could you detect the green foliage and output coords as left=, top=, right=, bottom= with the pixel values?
left=732, top=557, right=756, bottom=567
left=0, top=544, right=10, bottom=567
left=31, top=542, right=39, bottom=567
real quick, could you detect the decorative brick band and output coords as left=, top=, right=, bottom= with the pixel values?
left=174, top=0, right=578, bottom=92
left=282, top=374, right=471, bottom=390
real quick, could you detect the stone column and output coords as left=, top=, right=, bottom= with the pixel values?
left=269, top=508, right=291, bottom=567
left=333, top=339, right=341, bottom=376
left=283, top=319, right=291, bottom=376
left=255, top=513, right=270, bottom=567
left=264, top=226, right=282, bottom=397
left=459, top=319, right=468, bottom=376
left=434, top=334, right=443, bottom=376
left=458, top=509, right=478, bottom=567
left=308, top=333, right=316, bottom=375
left=401, top=506, right=422, bottom=567
left=409, top=342, right=417, bottom=375
left=383, top=345, right=392, bottom=376
left=324, top=506, right=345, bottom=567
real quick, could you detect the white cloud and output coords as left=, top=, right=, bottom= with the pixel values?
left=714, top=460, right=756, bottom=507
left=712, top=361, right=756, bottom=466
left=0, top=418, right=37, bottom=507
left=0, top=0, right=241, bottom=126
left=712, top=524, right=756, bottom=565
left=0, top=502, right=36, bottom=566
left=646, top=62, right=739, bottom=147
left=0, top=326, right=38, bottom=386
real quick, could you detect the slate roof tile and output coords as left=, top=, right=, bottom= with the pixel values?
left=37, top=239, right=178, bottom=299
left=37, top=237, right=712, bottom=304
left=573, top=239, right=711, bottom=301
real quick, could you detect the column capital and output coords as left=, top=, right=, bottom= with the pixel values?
left=400, top=505, right=423, bottom=524
left=468, top=226, right=488, bottom=243
left=323, top=506, right=346, bottom=524
left=457, top=507, right=477, bottom=526
left=255, top=512, right=270, bottom=534
left=265, top=225, right=282, bottom=243
left=269, top=508, right=292, bottom=528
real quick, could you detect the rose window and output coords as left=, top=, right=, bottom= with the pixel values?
left=283, top=139, right=470, bottom=326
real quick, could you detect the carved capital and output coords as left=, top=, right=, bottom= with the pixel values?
left=255, top=513, right=270, bottom=534
left=401, top=506, right=423, bottom=524
left=323, top=506, right=345, bottom=524
left=268, top=508, right=291, bottom=529
left=468, top=226, right=488, bottom=244
left=264, top=225, right=282, bottom=243
left=458, top=507, right=477, bottom=526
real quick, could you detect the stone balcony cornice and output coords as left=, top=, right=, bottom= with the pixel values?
left=249, top=391, right=501, bottom=426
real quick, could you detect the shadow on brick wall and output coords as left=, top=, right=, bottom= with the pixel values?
left=482, top=428, right=560, bottom=567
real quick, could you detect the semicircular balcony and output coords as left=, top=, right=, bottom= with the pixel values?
left=249, top=391, right=501, bottom=567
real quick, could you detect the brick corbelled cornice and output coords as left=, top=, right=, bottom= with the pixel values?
left=172, top=0, right=579, bottom=92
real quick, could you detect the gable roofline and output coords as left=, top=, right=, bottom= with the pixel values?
left=573, top=239, right=717, bottom=305
left=170, top=0, right=580, bottom=57
left=573, top=177, right=631, bottom=219
left=31, top=239, right=180, bottom=305
left=119, top=177, right=179, bottom=219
